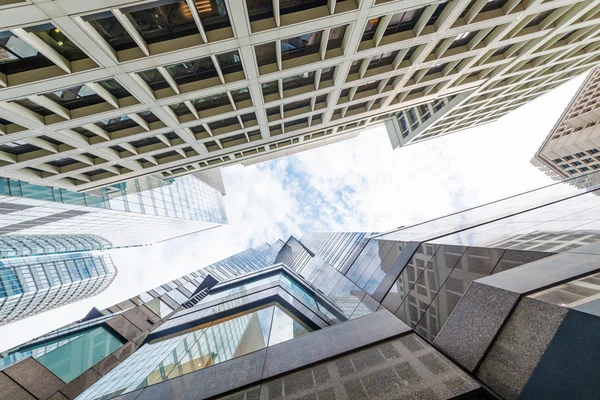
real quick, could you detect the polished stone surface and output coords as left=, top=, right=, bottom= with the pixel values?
left=106, top=315, right=143, bottom=342
left=60, top=368, right=101, bottom=400
left=519, top=308, right=600, bottom=400
left=262, top=309, right=411, bottom=379
left=3, top=357, right=65, bottom=399
left=434, top=282, right=520, bottom=371
left=476, top=297, right=568, bottom=400
left=0, top=372, right=35, bottom=400
left=215, top=334, right=480, bottom=400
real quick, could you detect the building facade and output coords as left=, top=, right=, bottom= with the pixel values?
left=3, top=170, right=600, bottom=399
left=532, top=65, right=600, bottom=186
left=0, top=251, right=117, bottom=325
left=0, top=170, right=227, bottom=325
left=0, top=172, right=227, bottom=248
left=0, top=1, right=599, bottom=190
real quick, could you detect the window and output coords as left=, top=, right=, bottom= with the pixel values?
left=327, top=25, right=346, bottom=51
left=246, top=0, right=273, bottom=21
left=588, top=149, right=599, bottom=154
left=362, top=17, right=380, bottom=41
left=349, top=59, right=362, bottom=74
left=255, top=42, right=276, bottom=66
left=369, top=51, right=398, bottom=69
left=83, top=12, right=137, bottom=51
left=217, top=50, right=243, bottom=75
left=166, top=56, right=219, bottom=85
left=282, top=71, right=315, bottom=90
left=281, top=31, right=322, bottom=61
left=575, top=152, right=586, bottom=157
left=564, top=155, right=574, bottom=160
left=385, top=8, right=423, bottom=36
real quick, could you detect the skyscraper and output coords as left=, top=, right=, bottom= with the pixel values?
left=0, top=1, right=599, bottom=190
left=4, top=170, right=600, bottom=399
left=531, top=66, right=600, bottom=187
left=0, top=170, right=228, bottom=325
left=0, top=173, right=227, bottom=248
left=0, top=250, right=117, bottom=325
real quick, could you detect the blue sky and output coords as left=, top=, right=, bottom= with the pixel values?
left=0, top=73, right=588, bottom=351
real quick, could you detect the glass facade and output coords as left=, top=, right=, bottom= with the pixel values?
left=0, top=325, right=123, bottom=383
left=78, top=302, right=311, bottom=400
left=0, top=253, right=117, bottom=325
left=0, top=173, right=227, bottom=249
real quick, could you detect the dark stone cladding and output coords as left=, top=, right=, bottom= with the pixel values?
left=115, top=309, right=412, bottom=400
left=215, top=334, right=483, bottom=400
left=519, top=301, right=600, bottom=400
left=0, top=305, right=168, bottom=400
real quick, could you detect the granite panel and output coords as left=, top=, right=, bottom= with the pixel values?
left=214, top=385, right=262, bottom=400
left=262, top=309, right=411, bottom=379
left=0, top=372, right=36, bottom=400
left=122, top=308, right=154, bottom=332
left=136, top=348, right=267, bottom=400
left=106, top=315, right=143, bottom=342
left=92, top=354, right=120, bottom=376
left=3, top=357, right=65, bottom=399
left=481, top=252, right=600, bottom=294
left=229, top=334, right=480, bottom=400
left=112, top=341, right=139, bottom=361
left=476, top=297, right=568, bottom=400
left=519, top=308, right=600, bottom=400
left=434, top=282, right=520, bottom=372
left=47, top=392, right=69, bottom=400
left=59, top=369, right=101, bottom=400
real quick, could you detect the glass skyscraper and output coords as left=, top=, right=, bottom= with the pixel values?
left=0, top=173, right=227, bottom=249
left=0, top=251, right=116, bottom=325
left=5, top=171, right=600, bottom=399
left=0, top=172, right=228, bottom=326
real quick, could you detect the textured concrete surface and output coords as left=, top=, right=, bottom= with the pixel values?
left=476, top=297, right=568, bottom=399
left=434, top=282, right=520, bottom=371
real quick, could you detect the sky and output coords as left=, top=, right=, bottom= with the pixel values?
left=0, top=73, right=587, bottom=351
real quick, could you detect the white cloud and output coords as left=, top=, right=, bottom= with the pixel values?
left=0, top=73, right=586, bottom=352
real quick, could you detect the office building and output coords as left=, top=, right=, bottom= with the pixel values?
left=0, top=1, right=599, bottom=191
left=0, top=250, right=117, bottom=325
left=0, top=172, right=227, bottom=248
left=3, top=171, right=600, bottom=399
left=532, top=65, right=600, bottom=187
left=0, top=169, right=227, bottom=325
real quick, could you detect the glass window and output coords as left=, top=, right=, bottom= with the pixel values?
left=281, top=31, right=322, bottom=61
left=86, top=302, right=312, bottom=399
left=145, top=298, right=173, bottom=318
left=2, top=326, right=123, bottom=383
